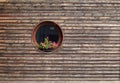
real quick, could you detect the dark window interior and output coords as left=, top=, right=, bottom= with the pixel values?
left=36, top=24, right=59, bottom=44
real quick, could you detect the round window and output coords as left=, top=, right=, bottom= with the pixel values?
left=32, top=21, right=63, bottom=52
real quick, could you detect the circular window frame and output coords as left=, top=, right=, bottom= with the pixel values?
left=32, top=21, right=63, bottom=53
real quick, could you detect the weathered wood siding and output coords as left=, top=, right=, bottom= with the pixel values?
left=0, top=0, right=120, bottom=81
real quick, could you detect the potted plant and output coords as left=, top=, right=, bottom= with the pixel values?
left=38, top=37, right=58, bottom=52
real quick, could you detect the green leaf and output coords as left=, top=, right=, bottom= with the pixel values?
left=44, top=38, right=49, bottom=49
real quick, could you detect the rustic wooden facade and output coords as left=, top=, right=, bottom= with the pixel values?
left=0, top=0, right=120, bottom=81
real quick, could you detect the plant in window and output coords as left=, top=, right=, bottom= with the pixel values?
left=38, top=37, right=58, bottom=50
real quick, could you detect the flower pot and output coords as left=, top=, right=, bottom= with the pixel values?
left=40, top=48, right=54, bottom=52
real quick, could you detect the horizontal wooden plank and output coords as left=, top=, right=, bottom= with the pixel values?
left=1, top=16, right=120, bottom=20
left=0, top=3, right=120, bottom=7
left=1, top=12, right=120, bottom=17
left=2, top=1, right=120, bottom=3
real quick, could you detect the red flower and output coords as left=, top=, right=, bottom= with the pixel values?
left=46, top=36, right=49, bottom=40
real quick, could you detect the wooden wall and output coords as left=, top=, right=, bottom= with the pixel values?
left=0, top=0, right=120, bottom=81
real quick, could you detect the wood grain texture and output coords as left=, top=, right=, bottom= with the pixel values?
left=0, top=0, right=120, bottom=81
